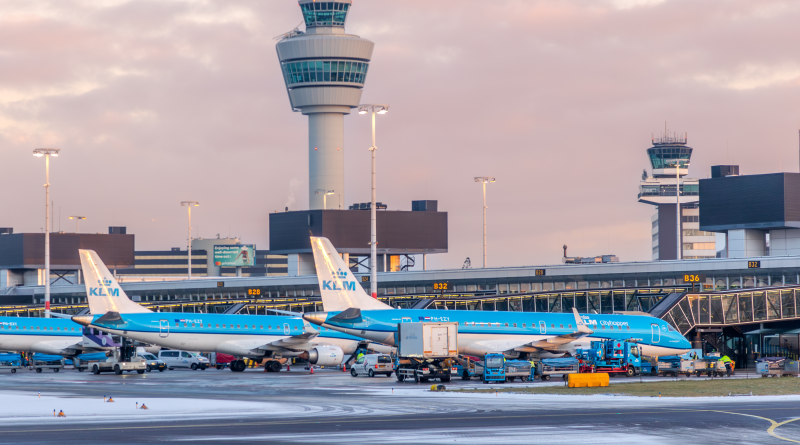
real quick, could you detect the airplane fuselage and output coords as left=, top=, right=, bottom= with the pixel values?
left=86, top=313, right=373, bottom=357
left=311, top=309, right=691, bottom=357
left=0, top=316, right=83, bottom=355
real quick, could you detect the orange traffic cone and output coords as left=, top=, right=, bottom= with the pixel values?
left=287, top=364, right=290, bottom=371
left=342, top=363, right=346, bottom=372
left=57, top=410, right=66, bottom=417
left=107, top=397, right=115, bottom=403
left=310, top=366, right=314, bottom=374
left=140, top=404, right=149, bottom=410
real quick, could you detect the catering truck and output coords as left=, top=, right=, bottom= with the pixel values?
left=395, top=322, right=459, bottom=383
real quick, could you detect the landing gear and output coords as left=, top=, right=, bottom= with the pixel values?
left=268, top=360, right=282, bottom=373
left=230, top=360, right=247, bottom=372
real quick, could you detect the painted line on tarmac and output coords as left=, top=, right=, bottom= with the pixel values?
left=1, top=406, right=799, bottom=435
left=711, top=410, right=800, bottom=443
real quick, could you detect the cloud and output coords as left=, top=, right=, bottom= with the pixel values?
left=1, top=0, right=800, bottom=267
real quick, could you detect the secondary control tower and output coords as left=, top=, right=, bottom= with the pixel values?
left=276, top=0, right=374, bottom=209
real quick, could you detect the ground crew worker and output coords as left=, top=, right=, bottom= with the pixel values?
left=719, top=355, right=733, bottom=377
left=356, top=351, right=365, bottom=362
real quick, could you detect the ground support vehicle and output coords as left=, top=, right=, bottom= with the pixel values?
left=540, top=357, right=579, bottom=381
left=757, top=357, right=799, bottom=377
left=455, top=357, right=484, bottom=380
left=657, top=358, right=694, bottom=377
left=395, top=322, right=458, bottom=383
left=0, top=353, right=21, bottom=373
left=576, top=340, right=641, bottom=377
left=482, top=353, right=507, bottom=383
left=350, top=353, right=394, bottom=377
left=158, top=350, right=209, bottom=370
left=693, top=359, right=730, bottom=377
left=29, top=354, right=64, bottom=373
left=91, top=340, right=147, bottom=375
left=137, top=353, right=167, bottom=372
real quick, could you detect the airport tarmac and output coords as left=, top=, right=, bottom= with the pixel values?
left=0, top=368, right=798, bottom=444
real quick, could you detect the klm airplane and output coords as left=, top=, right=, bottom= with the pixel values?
left=303, top=237, right=691, bottom=358
left=72, top=250, right=389, bottom=372
left=0, top=316, right=84, bottom=356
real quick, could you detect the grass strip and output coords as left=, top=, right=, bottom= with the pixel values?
left=451, top=377, right=800, bottom=397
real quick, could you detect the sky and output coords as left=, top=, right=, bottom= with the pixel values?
left=1, top=0, right=800, bottom=270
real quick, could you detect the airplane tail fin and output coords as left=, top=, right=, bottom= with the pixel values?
left=310, top=237, right=392, bottom=312
left=79, top=249, right=151, bottom=315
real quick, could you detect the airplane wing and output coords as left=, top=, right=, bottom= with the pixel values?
left=31, top=339, right=85, bottom=355
left=220, top=323, right=321, bottom=355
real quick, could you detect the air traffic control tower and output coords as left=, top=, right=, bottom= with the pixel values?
left=276, top=0, right=373, bottom=210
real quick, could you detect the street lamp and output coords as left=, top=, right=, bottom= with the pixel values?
left=315, top=189, right=335, bottom=210
left=666, top=159, right=688, bottom=260
left=474, top=177, right=496, bottom=268
left=68, top=216, right=87, bottom=233
left=181, top=201, right=199, bottom=279
left=358, top=104, right=389, bottom=299
left=33, top=148, right=60, bottom=317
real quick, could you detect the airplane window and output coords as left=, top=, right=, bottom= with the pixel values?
left=268, top=325, right=271, bottom=329
left=175, top=322, right=179, bottom=327
left=22, top=326, right=26, bottom=330
left=237, top=325, right=240, bottom=329
left=627, top=326, right=630, bottom=330
left=37, top=326, right=40, bottom=330
left=216, top=324, right=219, bottom=328
left=505, top=323, right=508, bottom=327
left=522, top=324, right=526, bottom=328
left=183, top=323, right=187, bottom=328
left=244, top=325, right=248, bottom=329
left=602, top=325, right=605, bottom=329
left=550, top=324, right=554, bottom=328
left=513, top=323, right=517, bottom=328
left=56, top=327, right=60, bottom=331
left=192, top=323, right=195, bottom=328
left=50, top=327, right=53, bottom=330
left=252, top=325, right=256, bottom=329
left=294, top=326, right=298, bottom=330
left=559, top=324, right=563, bottom=329
left=260, top=325, right=263, bottom=329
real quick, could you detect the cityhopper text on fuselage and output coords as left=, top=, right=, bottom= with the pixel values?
left=302, top=237, right=691, bottom=358
left=72, top=249, right=391, bottom=371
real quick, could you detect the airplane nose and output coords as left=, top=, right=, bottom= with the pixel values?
left=303, top=312, right=329, bottom=326
left=71, top=315, right=93, bottom=326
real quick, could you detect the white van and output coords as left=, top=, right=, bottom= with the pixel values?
left=158, top=350, right=209, bottom=370
left=350, top=354, right=394, bottom=377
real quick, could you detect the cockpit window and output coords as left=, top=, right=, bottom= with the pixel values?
left=666, top=323, right=676, bottom=332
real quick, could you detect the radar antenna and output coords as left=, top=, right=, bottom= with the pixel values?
left=273, top=21, right=304, bottom=41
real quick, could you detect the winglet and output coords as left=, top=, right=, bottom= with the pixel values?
left=80, top=250, right=151, bottom=315
left=573, top=308, right=594, bottom=334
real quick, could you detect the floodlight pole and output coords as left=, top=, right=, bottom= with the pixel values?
left=358, top=104, right=389, bottom=298
left=181, top=201, right=199, bottom=279
left=474, top=177, right=495, bottom=268
left=33, top=148, right=60, bottom=317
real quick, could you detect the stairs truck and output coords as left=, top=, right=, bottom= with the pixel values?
left=576, top=339, right=641, bottom=377
left=395, top=322, right=459, bottom=383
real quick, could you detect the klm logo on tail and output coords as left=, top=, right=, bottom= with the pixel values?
left=322, top=268, right=356, bottom=291
left=89, top=279, right=119, bottom=297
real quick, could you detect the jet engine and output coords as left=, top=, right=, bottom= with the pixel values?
left=307, top=345, right=344, bottom=366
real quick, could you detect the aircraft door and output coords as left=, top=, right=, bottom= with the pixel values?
left=650, top=323, right=660, bottom=343
left=159, top=320, right=169, bottom=338
left=283, top=323, right=290, bottom=335
left=539, top=321, right=546, bottom=334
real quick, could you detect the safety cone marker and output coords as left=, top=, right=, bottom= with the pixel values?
left=136, top=402, right=138, bottom=409
left=53, top=409, right=55, bottom=417
left=38, top=391, right=41, bottom=399
left=57, top=410, right=66, bottom=417
left=140, top=404, right=148, bottom=410
left=287, top=365, right=290, bottom=371
left=342, top=363, right=346, bottom=372
left=107, top=397, right=115, bottom=403
left=310, top=366, right=314, bottom=374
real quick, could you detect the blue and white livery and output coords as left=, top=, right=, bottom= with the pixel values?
left=72, top=249, right=390, bottom=371
left=303, top=237, right=691, bottom=358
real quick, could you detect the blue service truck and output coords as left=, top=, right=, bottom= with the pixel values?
left=575, top=339, right=641, bottom=377
left=457, top=354, right=535, bottom=383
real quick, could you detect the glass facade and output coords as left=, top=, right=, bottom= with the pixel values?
left=300, top=2, right=349, bottom=27
left=282, top=60, right=368, bottom=85
left=647, top=145, right=693, bottom=170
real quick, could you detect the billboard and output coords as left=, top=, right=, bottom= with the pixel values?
left=213, top=245, right=256, bottom=267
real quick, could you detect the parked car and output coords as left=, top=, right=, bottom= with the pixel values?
left=137, top=353, right=167, bottom=372
left=158, top=350, right=209, bottom=370
left=350, top=354, right=394, bottom=377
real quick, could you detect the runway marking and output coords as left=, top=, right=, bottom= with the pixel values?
left=1, top=406, right=800, bottom=435
left=711, top=410, right=800, bottom=443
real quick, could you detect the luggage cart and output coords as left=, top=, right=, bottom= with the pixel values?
left=29, top=354, right=64, bottom=373
left=757, top=357, right=797, bottom=377
left=540, top=362, right=579, bottom=381
left=0, top=354, right=22, bottom=374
